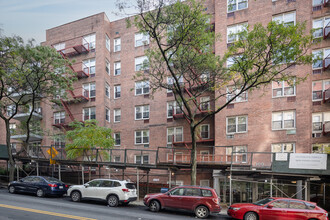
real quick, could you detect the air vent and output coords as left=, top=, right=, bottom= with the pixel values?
left=226, top=134, right=234, bottom=139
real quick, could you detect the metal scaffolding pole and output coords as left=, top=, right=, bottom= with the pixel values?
left=81, top=165, right=84, bottom=184
left=58, top=164, right=61, bottom=181
left=137, top=168, right=139, bottom=202
left=36, top=162, right=39, bottom=176
left=270, top=178, right=273, bottom=197
left=169, top=168, right=172, bottom=189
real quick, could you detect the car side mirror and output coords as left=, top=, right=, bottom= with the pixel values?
left=84, top=183, right=89, bottom=188
left=267, top=204, right=274, bottom=209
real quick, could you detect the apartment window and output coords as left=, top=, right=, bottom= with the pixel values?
left=271, top=143, right=295, bottom=153
left=105, top=108, right=110, bottom=122
left=272, top=111, right=295, bottom=130
left=9, top=123, right=16, bottom=135
left=272, top=79, right=296, bottom=98
left=226, top=146, right=247, bottom=163
left=313, top=48, right=330, bottom=69
left=312, top=143, right=330, bottom=153
left=167, top=101, right=183, bottom=118
left=312, top=112, right=330, bottom=133
left=106, top=59, right=110, bottom=75
left=83, top=107, right=96, bottom=121
left=83, top=33, right=96, bottom=50
left=167, top=76, right=184, bottom=92
left=114, top=109, right=121, bottom=122
left=114, top=85, right=121, bottom=99
left=106, top=34, right=110, bottom=51
left=135, top=130, right=149, bottom=144
left=6, top=105, right=16, bottom=117
left=53, top=42, right=65, bottom=51
left=273, top=11, right=296, bottom=26
left=135, top=33, right=150, bottom=47
left=227, top=0, right=248, bottom=13
left=200, top=96, right=210, bottom=111
left=167, top=127, right=183, bottom=144
left=135, top=105, right=150, bottom=120
left=114, top=133, right=121, bottom=146
left=105, top=83, right=110, bottom=98
left=135, top=155, right=149, bottom=164
left=135, top=81, right=150, bottom=95
left=83, top=83, right=96, bottom=98
left=313, top=0, right=324, bottom=6
left=114, top=61, right=121, bottom=76
left=114, top=156, right=121, bottom=162
left=54, top=137, right=65, bottom=149
left=226, top=86, right=248, bottom=102
left=313, top=80, right=330, bottom=101
left=54, top=111, right=65, bottom=124
left=313, top=17, right=330, bottom=39
left=83, top=58, right=96, bottom=77
left=200, top=124, right=210, bottom=139
left=227, top=116, right=247, bottom=134
left=135, top=56, right=149, bottom=71
left=114, top=38, right=121, bottom=52
left=227, top=23, right=247, bottom=43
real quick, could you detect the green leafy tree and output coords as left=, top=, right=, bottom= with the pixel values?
left=0, top=35, right=75, bottom=181
left=65, top=120, right=114, bottom=161
left=119, top=0, right=313, bottom=185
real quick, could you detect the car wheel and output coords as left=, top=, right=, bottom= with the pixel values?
left=107, top=195, right=119, bottom=207
left=195, top=205, right=209, bottom=219
left=71, top=191, right=81, bottom=202
left=8, top=186, right=15, bottom=194
left=244, top=212, right=258, bottom=220
left=149, top=200, right=160, bottom=212
left=36, top=189, right=44, bottom=197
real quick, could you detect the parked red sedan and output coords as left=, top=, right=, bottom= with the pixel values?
left=143, top=185, right=221, bottom=219
left=227, top=197, right=328, bottom=220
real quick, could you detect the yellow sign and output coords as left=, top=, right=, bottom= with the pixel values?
left=49, top=159, right=56, bottom=165
left=47, top=147, right=58, bottom=159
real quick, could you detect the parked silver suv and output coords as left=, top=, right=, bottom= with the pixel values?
left=67, top=179, right=137, bottom=207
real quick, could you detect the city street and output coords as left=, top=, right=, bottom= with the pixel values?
left=0, top=188, right=231, bottom=220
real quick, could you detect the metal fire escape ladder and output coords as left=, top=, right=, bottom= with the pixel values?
left=60, top=99, right=75, bottom=122
left=324, top=21, right=330, bottom=40
left=323, top=53, right=330, bottom=70
left=324, top=0, right=330, bottom=7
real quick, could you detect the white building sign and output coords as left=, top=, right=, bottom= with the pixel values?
left=275, top=153, right=288, bottom=161
left=289, top=153, right=327, bottom=170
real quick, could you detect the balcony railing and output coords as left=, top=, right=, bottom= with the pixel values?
left=55, top=38, right=89, bottom=58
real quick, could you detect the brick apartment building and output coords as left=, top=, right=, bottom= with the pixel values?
left=1, top=0, right=330, bottom=204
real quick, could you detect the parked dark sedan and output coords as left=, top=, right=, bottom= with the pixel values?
left=8, top=176, right=68, bottom=197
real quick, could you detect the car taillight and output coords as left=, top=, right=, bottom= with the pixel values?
left=122, top=188, right=130, bottom=192
left=212, top=198, right=219, bottom=204
left=65, top=185, right=68, bottom=188
left=48, top=184, right=57, bottom=187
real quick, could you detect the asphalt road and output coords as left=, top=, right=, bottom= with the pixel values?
left=0, top=188, right=232, bottom=220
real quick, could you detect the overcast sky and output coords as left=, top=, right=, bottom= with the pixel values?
left=0, top=0, right=136, bottom=44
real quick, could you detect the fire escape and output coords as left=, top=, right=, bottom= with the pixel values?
left=324, top=0, right=330, bottom=7
left=52, top=38, right=90, bottom=129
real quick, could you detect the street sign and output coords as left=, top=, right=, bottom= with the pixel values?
left=47, top=147, right=58, bottom=158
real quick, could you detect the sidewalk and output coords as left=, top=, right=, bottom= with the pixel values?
left=131, top=200, right=228, bottom=214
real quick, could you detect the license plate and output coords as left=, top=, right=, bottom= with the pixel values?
left=59, top=186, right=63, bottom=189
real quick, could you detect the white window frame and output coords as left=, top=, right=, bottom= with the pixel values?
left=83, top=82, right=96, bottom=98
left=312, top=80, right=330, bottom=101
left=105, top=59, right=110, bottom=75
left=313, top=0, right=324, bottom=6
left=313, top=48, right=330, bottom=69
left=227, top=0, right=248, bottom=13
left=83, top=33, right=96, bottom=50
left=226, top=86, right=248, bottom=102
left=114, top=85, right=121, bottom=99
left=167, top=101, right=183, bottom=118
left=114, top=109, right=121, bottom=123
left=54, top=111, right=65, bottom=124
left=134, top=155, right=149, bottom=164
left=114, top=133, right=121, bottom=146
left=167, top=127, right=184, bottom=144
left=114, top=38, right=121, bottom=52
left=114, top=61, right=121, bottom=76
left=227, top=23, right=248, bottom=43
left=167, top=76, right=184, bottom=93
left=226, top=146, right=248, bottom=163
left=271, top=143, right=295, bottom=153
left=105, top=108, right=110, bottom=122
left=135, top=56, right=149, bottom=71
left=272, top=110, right=296, bottom=130
left=312, top=112, right=330, bottom=133
left=200, top=96, right=210, bottom=111
left=135, top=32, right=150, bottom=47
left=272, top=79, right=296, bottom=98
left=105, top=83, right=110, bottom=99
left=53, top=42, right=65, bottom=51
left=135, top=105, right=150, bottom=120
left=83, top=107, right=96, bottom=121
left=135, top=130, right=150, bottom=145
left=83, top=58, right=96, bottom=77
left=200, top=124, right=210, bottom=139
left=272, top=11, right=296, bottom=26
left=105, top=34, right=110, bottom=51
left=313, top=17, right=330, bottom=39
left=226, top=115, right=248, bottom=134
left=135, top=81, right=150, bottom=95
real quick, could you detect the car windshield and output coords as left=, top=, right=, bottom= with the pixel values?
left=43, top=177, right=63, bottom=184
left=253, top=198, right=274, bottom=206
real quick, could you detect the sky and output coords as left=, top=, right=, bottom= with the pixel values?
left=0, top=0, right=136, bottom=44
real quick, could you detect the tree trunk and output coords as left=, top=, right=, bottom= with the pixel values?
left=190, top=125, right=197, bottom=185
left=5, top=120, right=15, bottom=182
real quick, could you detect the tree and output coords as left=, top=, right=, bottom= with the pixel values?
left=0, top=35, right=75, bottom=181
left=120, top=0, right=313, bottom=185
left=65, top=120, right=114, bottom=161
